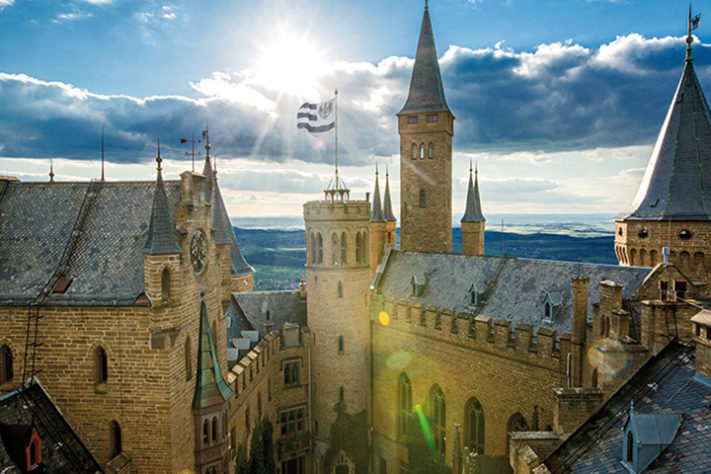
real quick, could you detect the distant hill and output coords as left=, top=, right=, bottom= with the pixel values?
left=235, top=227, right=616, bottom=290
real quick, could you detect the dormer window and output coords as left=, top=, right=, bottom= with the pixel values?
left=659, top=280, right=669, bottom=301
left=544, top=302, right=552, bottom=319
left=622, top=405, right=680, bottom=473
left=468, top=284, right=478, bottom=307
left=411, top=273, right=427, bottom=297
left=679, top=229, right=692, bottom=240
left=674, top=280, right=687, bottom=301
left=542, top=291, right=562, bottom=322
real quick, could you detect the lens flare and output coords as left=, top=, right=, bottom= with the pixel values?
left=587, top=337, right=630, bottom=376
left=415, top=404, right=437, bottom=454
left=379, top=311, right=390, bottom=326
left=385, top=350, right=413, bottom=370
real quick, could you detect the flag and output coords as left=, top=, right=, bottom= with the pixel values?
left=692, top=13, right=701, bottom=31
left=180, top=138, right=188, bottom=143
left=297, top=99, right=335, bottom=134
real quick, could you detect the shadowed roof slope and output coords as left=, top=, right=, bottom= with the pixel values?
left=618, top=55, right=711, bottom=221
left=399, top=6, right=450, bottom=115
left=193, top=303, right=233, bottom=409
left=370, top=169, right=384, bottom=223
left=383, top=169, right=396, bottom=222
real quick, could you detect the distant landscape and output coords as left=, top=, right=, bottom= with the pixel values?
left=234, top=215, right=618, bottom=290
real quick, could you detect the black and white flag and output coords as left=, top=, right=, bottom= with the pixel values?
left=297, top=99, right=335, bottom=134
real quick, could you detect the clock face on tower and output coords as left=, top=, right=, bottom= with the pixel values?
left=190, top=229, right=207, bottom=275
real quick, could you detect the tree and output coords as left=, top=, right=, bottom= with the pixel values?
left=235, top=443, right=249, bottom=474
left=261, top=417, right=276, bottom=474
left=248, top=420, right=264, bottom=474
left=246, top=417, right=276, bottom=474
left=406, top=413, right=451, bottom=474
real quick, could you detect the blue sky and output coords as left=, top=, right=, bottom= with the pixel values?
left=0, top=0, right=709, bottom=219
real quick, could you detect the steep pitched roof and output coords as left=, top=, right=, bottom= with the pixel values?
left=461, top=165, right=485, bottom=223
left=383, top=169, right=396, bottom=222
left=370, top=169, right=385, bottom=223
left=143, top=155, right=181, bottom=255
left=193, top=303, right=233, bottom=409
left=399, top=6, right=450, bottom=115
left=618, top=50, right=711, bottom=221
left=229, top=290, right=307, bottom=340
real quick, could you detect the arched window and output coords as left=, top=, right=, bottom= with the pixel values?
left=95, top=346, right=108, bottom=383
left=245, top=408, right=251, bottom=434
left=355, top=232, right=362, bottom=264
left=332, top=232, right=340, bottom=265
left=412, top=143, right=417, bottom=160
left=185, top=336, right=192, bottom=381
left=203, top=419, right=209, bottom=445
left=464, top=397, right=485, bottom=454
left=506, top=412, right=529, bottom=451
left=161, top=267, right=171, bottom=304
left=0, top=345, right=12, bottom=384
left=626, top=431, right=634, bottom=463
left=650, top=249, right=659, bottom=265
left=339, top=386, right=345, bottom=403
left=591, top=368, right=598, bottom=388
left=341, top=232, right=347, bottom=264
left=420, top=143, right=425, bottom=159
left=428, top=385, right=446, bottom=457
left=338, top=281, right=343, bottom=298
left=310, top=232, right=316, bottom=264
left=544, top=302, right=552, bottom=320
left=317, top=233, right=323, bottom=264
left=428, top=142, right=434, bottom=158
left=110, top=420, right=122, bottom=458
left=397, top=373, right=412, bottom=439
left=338, top=335, right=344, bottom=354
left=212, top=416, right=218, bottom=442
left=419, top=189, right=426, bottom=208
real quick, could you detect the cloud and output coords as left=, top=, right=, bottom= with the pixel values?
left=0, top=34, right=705, bottom=170
left=0, top=0, right=13, bottom=10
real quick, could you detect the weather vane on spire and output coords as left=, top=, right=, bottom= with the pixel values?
left=687, top=4, right=702, bottom=62
left=156, top=139, right=162, bottom=171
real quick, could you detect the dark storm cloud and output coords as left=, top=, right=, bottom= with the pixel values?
left=0, top=34, right=706, bottom=165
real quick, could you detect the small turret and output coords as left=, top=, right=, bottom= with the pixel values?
left=461, top=163, right=485, bottom=256
left=383, top=166, right=398, bottom=247
left=144, top=142, right=181, bottom=256
left=370, top=166, right=387, bottom=275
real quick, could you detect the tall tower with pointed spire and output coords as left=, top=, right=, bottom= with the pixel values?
left=461, top=163, right=485, bottom=256
left=615, top=22, right=711, bottom=280
left=398, top=2, right=454, bottom=254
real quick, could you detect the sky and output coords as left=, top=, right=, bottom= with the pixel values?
left=0, top=0, right=710, bottom=222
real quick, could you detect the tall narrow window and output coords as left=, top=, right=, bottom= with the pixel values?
left=428, top=142, right=434, bottom=158
left=185, top=336, right=192, bottom=381
left=317, top=233, right=323, bottom=264
left=420, top=143, right=425, bottom=159
left=419, top=189, right=426, bottom=208
left=397, top=373, right=412, bottom=439
left=310, top=232, right=316, bottom=264
left=464, top=397, right=485, bottom=454
left=412, top=143, right=417, bottom=159
left=355, top=232, right=362, bottom=264
left=339, top=386, right=345, bottom=403
left=338, top=281, right=343, bottom=298
left=341, top=232, right=347, bottom=264
left=212, top=416, right=218, bottom=442
left=245, top=408, right=251, bottom=434
left=0, top=345, right=12, bottom=384
left=429, top=385, right=446, bottom=457
left=95, top=346, right=108, bottom=383
left=110, top=420, right=122, bottom=458
left=161, top=267, right=171, bottom=304
left=332, top=232, right=340, bottom=265
left=203, top=419, right=209, bottom=445
left=626, top=431, right=634, bottom=463
left=338, top=336, right=344, bottom=354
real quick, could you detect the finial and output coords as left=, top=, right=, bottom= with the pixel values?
left=475, top=161, right=478, bottom=176
left=686, top=4, right=701, bottom=62
left=376, top=162, right=379, bottom=176
left=101, top=124, right=105, bottom=182
left=386, top=163, right=389, bottom=177
left=49, top=159, right=54, bottom=183
left=425, top=0, right=429, bottom=10
left=156, top=139, right=162, bottom=171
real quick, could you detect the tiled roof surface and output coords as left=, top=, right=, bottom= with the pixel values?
left=143, top=169, right=181, bottom=255
left=193, top=303, right=233, bottom=409
left=0, top=379, right=103, bottom=473
left=370, top=172, right=385, bottom=223
left=544, top=341, right=711, bottom=473
left=230, top=290, right=307, bottom=340
left=376, top=252, right=650, bottom=334
left=383, top=171, right=396, bottom=222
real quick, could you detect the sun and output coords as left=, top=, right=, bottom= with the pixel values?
left=255, top=31, right=327, bottom=97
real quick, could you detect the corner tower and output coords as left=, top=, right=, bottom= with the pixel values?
left=398, top=3, right=454, bottom=254
left=615, top=27, right=711, bottom=280
left=303, top=176, right=371, bottom=460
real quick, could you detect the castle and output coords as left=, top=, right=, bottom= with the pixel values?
left=1, top=3, right=711, bottom=474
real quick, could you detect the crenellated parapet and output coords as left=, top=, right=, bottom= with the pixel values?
left=370, top=294, right=571, bottom=373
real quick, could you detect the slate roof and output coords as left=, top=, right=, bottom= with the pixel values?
left=461, top=166, right=485, bottom=223
left=383, top=170, right=396, bottom=222
left=544, top=341, right=711, bottom=473
left=370, top=170, right=385, bottom=223
left=0, top=379, right=103, bottom=473
left=143, top=163, right=181, bottom=255
left=625, top=412, right=681, bottom=446
left=618, top=50, right=711, bottom=221
left=193, top=303, right=233, bottom=409
left=399, top=6, right=450, bottom=115
left=374, top=251, right=650, bottom=334
left=229, top=290, right=307, bottom=340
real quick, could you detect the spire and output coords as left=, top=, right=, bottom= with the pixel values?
left=144, top=140, right=181, bottom=255
left=687, top=4, right=695, bottom=62
left=461, top=161, right=485, bottom=223
left=202, top=128, right=213, bottom=201
left=399, top=3, right=450, bottom=115
left=383, top=165, right=396, bottom=222
left=370, top=165, right=385, bottom=222
left=49, top=159, right=54, bottom=183
left=618, top=25, right=711, bottom=222
left=192, top=302, right=232, bottom=409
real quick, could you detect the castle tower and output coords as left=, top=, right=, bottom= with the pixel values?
left=383, top=166, right=398, bottom=247
left=398, top=3, right=454, bottom=254
left=615, top=25, right=711, bottom=280
left=303, top=176, right=371, bottom=461
left=370, top=166, right=386, bottom=275
left=460, top=163, right=485, bottom=256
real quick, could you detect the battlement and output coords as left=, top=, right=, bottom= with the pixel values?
left=370, top=294, right=571, bottom=372
left=303, top=199, right=370, bottom=222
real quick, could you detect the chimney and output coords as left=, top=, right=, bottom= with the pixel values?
left=691, top=309, right=711, bottom=388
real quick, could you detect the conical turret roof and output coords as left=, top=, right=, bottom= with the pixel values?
left=399, top=5, right=450, bottom=115
left=144, top=145, right=181, bottom=255
left=461, top=164, right=485, bottom=223
left=619, top=45, right=711, bottom=221
left=192, top=302, right=232, bottom=409
left=383, top=168, right=396, bottom=222
left=371, top=167, right=385, bottom=222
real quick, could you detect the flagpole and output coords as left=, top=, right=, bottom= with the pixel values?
left=335, top=89, right=339, bottom=185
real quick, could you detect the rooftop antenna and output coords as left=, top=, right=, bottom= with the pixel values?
left=101, top=124, right=105, bottom=182
left=49, top=159, right=54, bottom=183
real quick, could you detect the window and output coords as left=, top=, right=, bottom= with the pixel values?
left=626, top=431, right=634, bottom=463
left=419, top=189, right=426, bottom=208
left=332, top=232, right=340, bottom=265
left=411, top=143, right=417, bottom=159
left=266, top=310, right=271, bottom=322
left=203, top=419, right=209, bottom=445
left=659, top=280, right=668, bottom=301
left=341, top=232, right=347, bottom=264
left=469, top=284, right=478, bottom=307
left=316, top=233, right=323, bottom=264
left=339, top=386, right=345, bottom=403
left=110, top=420, right=122, bottom=458
left=428, top=143, right=434, bottom=159
left=245, top=408, right=251, bottom=434
left=408, top=116, right=418, bottom=124
left=428, top=385, right=446, bottom=457
left=268, top=378, right=272, bottom=401
left=544, top=302, right=552, bottom=320
left=356, top=232, right=363, bottom=263
left=679, top=229, right=692, bottom=240
left=427, top=114, right=438, bottom=122
left=464, top=397, right=485, bottom=454
left=279, top=406, right=305, bottom=436
left=212, top=416, right=218, bottom=442
left=310, top=232, right=316, bottom=264
left=230, top=427, right=236, bottom=451
left=258, top=393, right=262, bottom=418
left=397, top=373, right=412, bottom=439
left=0, top=345, right=12, bottom=384
left=223, top=410, right=228, bottom=438
left=161, top=267, right=171, bottom=304
left=185, top=337, right=192, bottom=381
left=338, top=281, right=343, bottom=298
left=674, top=281, right=687, bottom=301
left=506, top=413, right=529, bottom=451
left=420, top=144, right=425, bottom=159
left=284, top=360, right=300, bottom=387
left=95, top=346, right=108, bottom=384
left=338, top=336, right=344, bottom=354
